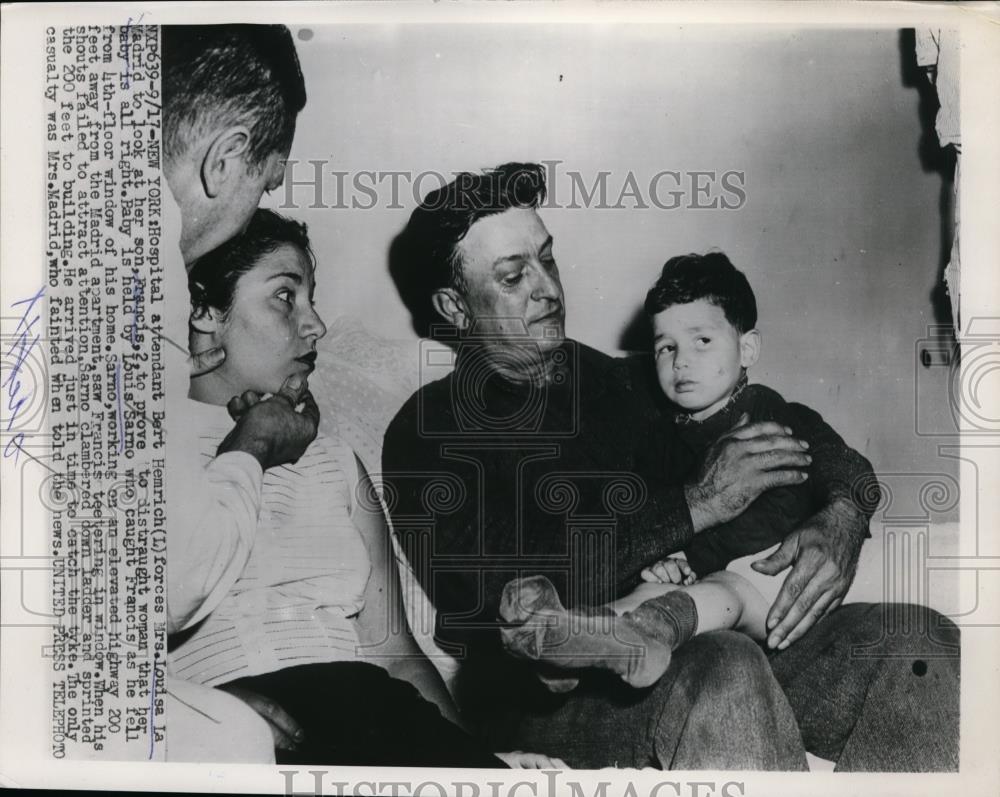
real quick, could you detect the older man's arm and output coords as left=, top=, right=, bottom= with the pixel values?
left=382, top=421, right=492, bottom=658
left=615, top=407, right=815, bottom=592
left=381, top=391, right=566, bottom=665
left=751, top=401, right=878, bottom=649
left=614, top=355, right=815, bottom=590
left=619, top=352, right=877, bottom=631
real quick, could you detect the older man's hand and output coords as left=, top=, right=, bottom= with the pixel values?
left=684, top=413, right=812, bottom=532
left=217, top=374, right=320, bottom=470
left=751, top=496, right=867, bottom=649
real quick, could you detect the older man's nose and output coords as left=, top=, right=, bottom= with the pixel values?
left=531, top=266, right=562, bottom=302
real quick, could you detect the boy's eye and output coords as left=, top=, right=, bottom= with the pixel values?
left=696, top=337, right=711, bottom=346
left=656, top=344, right=676, bottom=358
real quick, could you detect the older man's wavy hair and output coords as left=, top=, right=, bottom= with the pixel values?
left=404, top=162, right=548, bottom=295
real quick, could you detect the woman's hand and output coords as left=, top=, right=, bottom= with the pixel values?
left=496, top=750, right=570, bottom=769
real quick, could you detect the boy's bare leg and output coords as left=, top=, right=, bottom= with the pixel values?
left=614, top=572, right=768, bottom=642
left=500, top=572, right=769, bottom=689
left=610, top=581, right=684, bottom=614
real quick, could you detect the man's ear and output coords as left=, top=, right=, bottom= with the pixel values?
left=431, top=287, right=470, bottom=330
left=201, top=125, right=252, bottom=199
left=739, top=328, right=761, bottom=368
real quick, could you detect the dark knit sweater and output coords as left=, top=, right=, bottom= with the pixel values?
left=382, top=341, right=875, bottom=730
left=675, top=375, right=848, bottom=575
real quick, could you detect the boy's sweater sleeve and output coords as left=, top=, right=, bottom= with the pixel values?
left=783, top=400, right=881, bottom=521
left=682, top=390, right=878, bottom=575
left=683, top=484, right=813, bottom=576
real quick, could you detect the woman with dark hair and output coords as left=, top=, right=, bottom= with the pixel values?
left=168, top=208, right=563, bottom=768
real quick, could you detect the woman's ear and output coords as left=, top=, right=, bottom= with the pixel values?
left=431, top=287, right=470, bottom=330
left=201, top=125, right=252, bottom=199
left=739, top=328, right=761, bottom=368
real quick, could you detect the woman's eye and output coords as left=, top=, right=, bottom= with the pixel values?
left=275, top=289, right=293, bottom=305
left=501, top=272, right=524, bottom=287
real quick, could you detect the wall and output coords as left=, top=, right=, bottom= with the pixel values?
left=266, top=25, right=957, bottom=503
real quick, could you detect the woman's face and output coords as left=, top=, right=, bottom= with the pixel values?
left=213, top=243, right=328, bottom=396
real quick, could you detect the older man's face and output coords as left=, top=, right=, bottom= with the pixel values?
left=455, top=207, right=566, bottom=353
left=174, top=145, right=290, bottom=265
left=222, top=149, right=289, bottom=241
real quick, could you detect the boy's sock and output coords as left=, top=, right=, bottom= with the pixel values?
left=624, top=589, right=699, bottom=650
left=499, top=577, right=583, bottom=692
left=499, top=576, right=699, bottom=688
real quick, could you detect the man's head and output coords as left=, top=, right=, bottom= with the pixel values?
left=163, top=25, right=307, bottom=265
left=406, top=163, right=565, bottom=377
left=644, top=252, right=760, bottom=420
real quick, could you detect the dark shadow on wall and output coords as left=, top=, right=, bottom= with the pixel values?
left=899, top=28, right=957, bottom=333
left=617, top=305, right=681, bottom=419
left=618, top=304, right=651, bottom=354
left=388, top=223, right=456, bottom=343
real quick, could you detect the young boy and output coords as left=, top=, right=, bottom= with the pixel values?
left=641, top=250, right=819, bottom=585
left=499, top=251, right=859, bottom=689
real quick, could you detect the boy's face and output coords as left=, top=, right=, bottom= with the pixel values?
left=652, top=299, right=760, bottom=420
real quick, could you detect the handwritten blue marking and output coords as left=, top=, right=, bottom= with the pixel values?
left=130, top=270, right=143, bottom=347
left=3, top=287, right=45, bottom=464
left=114, top=357, right=125, bottom=455
left=122, top=14, right=146, bottom=89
